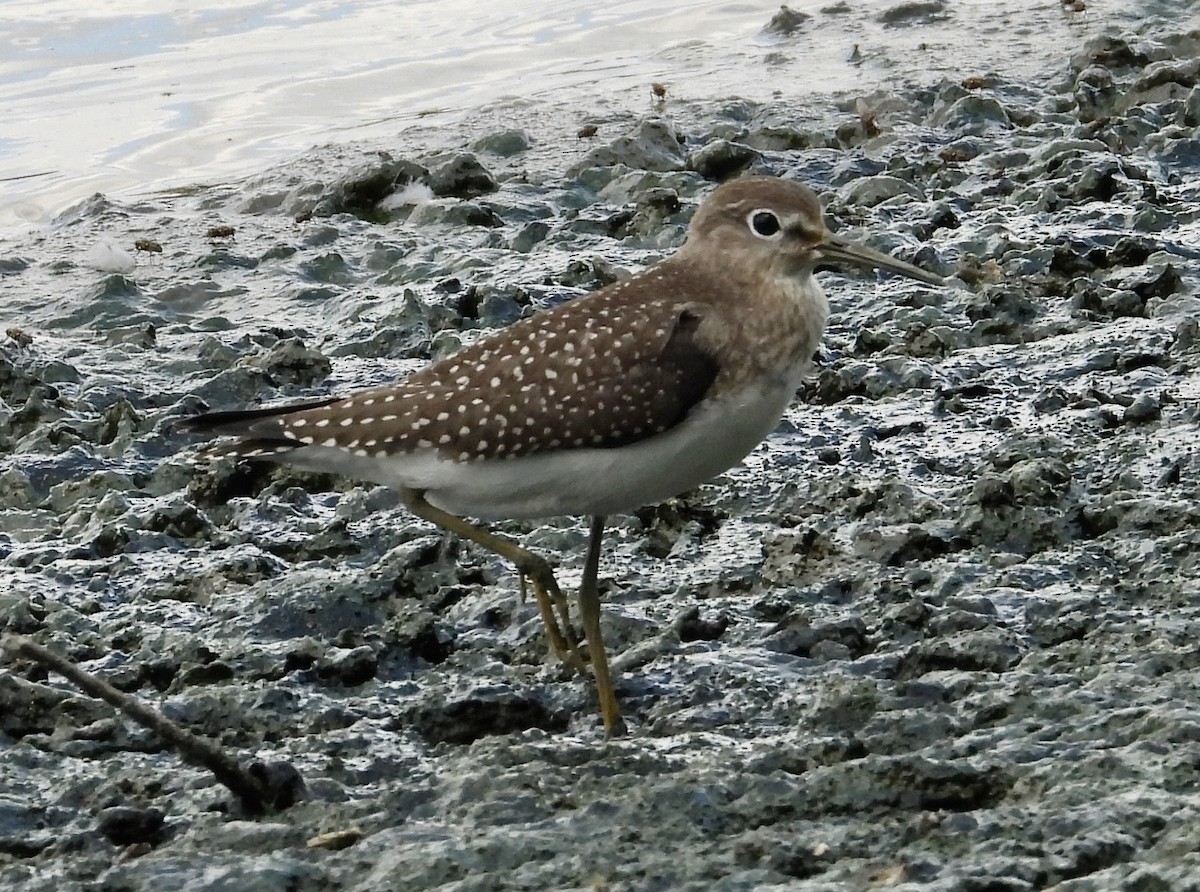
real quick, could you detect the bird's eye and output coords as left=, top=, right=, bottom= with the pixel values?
left=748, top=210, right=782, bottom=238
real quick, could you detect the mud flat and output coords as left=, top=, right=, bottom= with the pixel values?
left=3, top=8, right=1200, bottom=892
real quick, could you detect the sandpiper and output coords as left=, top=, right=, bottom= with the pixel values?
left=176, top=176, right=943, bottom=737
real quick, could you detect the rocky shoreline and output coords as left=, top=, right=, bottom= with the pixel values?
left=3, top=13, right=1200, bottom=892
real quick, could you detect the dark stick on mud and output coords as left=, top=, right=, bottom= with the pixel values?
left=2, top=635, right=304, bottom=816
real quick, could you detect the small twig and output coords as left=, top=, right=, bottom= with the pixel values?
left=2, top=635, right=304, bottom=815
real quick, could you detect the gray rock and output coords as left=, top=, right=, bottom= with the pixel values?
left=470, top=129, right=531, bottom=157
left=686, top=139, right=761, bottom=181
left=566, top=118, right=686, bottom=177
left=426, top=152, right=498, bottom=198
left=314, top=154, right=428, bottom=216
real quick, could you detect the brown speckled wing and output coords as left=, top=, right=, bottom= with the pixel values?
left=184, top=285, right=720, bottom=463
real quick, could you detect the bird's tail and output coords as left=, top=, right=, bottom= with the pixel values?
left=172, top=395, right=343, bottom=459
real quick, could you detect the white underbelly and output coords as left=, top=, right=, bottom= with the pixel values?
left=280, top=379, right=800, bottom=519
left=405, top=380, right=798, bottom=519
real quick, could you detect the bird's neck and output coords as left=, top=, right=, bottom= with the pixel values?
left=666, top=253, right=829, bottom=392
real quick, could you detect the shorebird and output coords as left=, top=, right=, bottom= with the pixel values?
left=176, top=176, right=943, bottom=737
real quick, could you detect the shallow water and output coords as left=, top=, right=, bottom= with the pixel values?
left=0, top=0, right=1167, bottom=226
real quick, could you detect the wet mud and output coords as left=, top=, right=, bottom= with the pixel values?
left=3, top=10, right=1200, bottom=892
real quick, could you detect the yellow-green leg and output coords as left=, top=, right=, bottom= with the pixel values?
left=401, top=494, right=627, bottom=736
left=579, top=516, right=627, bottom=737
left=401, top=493, right=586, bottom=674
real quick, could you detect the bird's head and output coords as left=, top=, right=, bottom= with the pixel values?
left=682, top=176, right=944, bottom=287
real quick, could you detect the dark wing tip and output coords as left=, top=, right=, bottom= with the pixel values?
left=172, top=395, right=343, bottom=438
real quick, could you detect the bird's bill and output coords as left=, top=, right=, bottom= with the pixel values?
left=818, top=235, right=945, bottom=287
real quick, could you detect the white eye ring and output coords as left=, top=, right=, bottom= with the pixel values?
left=747, top=209, right=783, bottom=239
